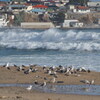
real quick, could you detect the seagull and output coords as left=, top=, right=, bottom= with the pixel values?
left=90, top=80, right=94, bottom=85
left=34, top=80, right=39, bottom=85
left=47, top=70, right=52, bottom=75
left=3, top=62, right=10, bottom=70
left=80, top=80, right=90, bottom=84
left=26, top=85, right=33, bottom=91
left=52, top=77, right=56, bottom=83
left=14, top=64, right=18, bottom=67
left=41, top=81, right=46, bottom=87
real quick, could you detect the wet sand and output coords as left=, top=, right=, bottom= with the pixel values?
left=0, top=66, right=100, bottom=85
left=0, top=87, right=100, bottom=100
left=0, top=66, right=100, bottom=100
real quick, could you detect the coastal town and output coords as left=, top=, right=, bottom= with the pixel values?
left=0, top=0, right=100, bottom=29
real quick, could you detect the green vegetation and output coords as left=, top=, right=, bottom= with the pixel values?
left=57, top=12, right=65, bottom=24
left=50, top=12, right=65, bottom=25
left=14, top=11, right=25, bottom=26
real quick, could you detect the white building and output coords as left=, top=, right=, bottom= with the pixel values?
left=87, top=2, right=100, bottom=7
left=0, top=15, right=9, bottom=27
left=70, top=22, right=84, bottom=27
left=87, top=2, right=100, bottom=12
left=73, top=6, right=90, bottom=13
left=68, top=5, right=75, bottom=10
left=62, top=20, right=83, bottom=28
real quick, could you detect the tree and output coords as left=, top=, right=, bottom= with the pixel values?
left=50, top=12, right=65, bottom=25
left=57, top=12, right=65, bottom=24
left=14, top=11, right=25, bottom=26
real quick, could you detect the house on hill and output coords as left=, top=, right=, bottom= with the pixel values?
left=87, top=1, right=100, bottom=12
left=73, top=6, right=90, bottom=13
left=0, top=0, right=10, bottom=2
left=32, top=4, right=48, bottom=9
left=0, top=3, right=6, bottom=10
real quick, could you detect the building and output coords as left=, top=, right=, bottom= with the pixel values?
left=29, top=8, right=46, bottom=14
left=73, top=6, right=90, bottom=13
left=70, top=22, right=83, bottom=27
left=21, top=22, right=54, bottom=29
left=87, top=2, right=100, bottom=7
left=0, top=3, right=6, bottom=10
left=65, top=2, right=81, bottom=11
left=62, top=19, right=83, bottom=28
left=0, top=0, right=10, bottom=2
left=68, top=5, right=75, bottom=10
left=87, top=1, right=100, bottom=12
left=0, top=14, right=9, bottom=27
left=8, top=4, right=26, bottom=10
left=32, top=4, right=48, bottom=9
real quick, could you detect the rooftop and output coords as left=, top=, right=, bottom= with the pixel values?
left=32, top=4, right=48, bottom=8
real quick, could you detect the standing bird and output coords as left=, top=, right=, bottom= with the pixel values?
left=26, top=85, right=33, bottom=91
left=51, top=77, right=56, bottom=83
left=80, top=80, right=90, bottom=84
left=4, top=62, right=10, bottom=70
left=41, top=81, right=47, bottom=87
left=90, top=80, right=94, bottom=85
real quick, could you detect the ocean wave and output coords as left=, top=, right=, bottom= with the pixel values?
left=0, top=28, right=100, bottom=51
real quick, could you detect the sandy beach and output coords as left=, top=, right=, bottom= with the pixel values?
left=0, top=66, right=100, bottom=85
left=0, top=65, right=100, bottom=100
left=0, top=87, right=100, bottom=100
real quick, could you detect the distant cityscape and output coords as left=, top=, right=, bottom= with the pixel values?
left=0, top=0, right=100, bottom=29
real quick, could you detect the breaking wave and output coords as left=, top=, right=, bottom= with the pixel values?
left=0, top=28, right=100, bottom=51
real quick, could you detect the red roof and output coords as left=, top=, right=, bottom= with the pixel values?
left=0, top=4, right=6, bottom=6
left=76, top=6, right=89, bottom=10
left=24, top=3, right=31, bottom=6
left=32, top=5, right=48, bottom=8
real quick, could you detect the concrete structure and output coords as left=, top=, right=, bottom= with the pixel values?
left=62, top=20, right=83, bottom=28
left=21, top=22, right=55, bottom=29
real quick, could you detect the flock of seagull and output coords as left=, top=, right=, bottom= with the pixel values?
left=2, top=62, right=95, bottom=91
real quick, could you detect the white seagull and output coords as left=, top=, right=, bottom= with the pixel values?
left=5, top=62, right=10, bottom=68
left=52, top=77, right=56, bottom=83
left=26, top=85, right=33, bottom=91
left=90, top=80, right=94, bottom=85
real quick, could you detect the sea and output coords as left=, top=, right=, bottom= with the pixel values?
left=0, top=28, right=100, bottom=71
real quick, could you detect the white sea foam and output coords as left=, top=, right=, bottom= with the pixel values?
left=0, top=28, right=100, bottom=51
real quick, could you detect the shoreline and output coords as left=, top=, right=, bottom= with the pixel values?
left=0, top=86, right=100, bottom=100
left=0, top=26, right=100, bottom=30
left=0, top=65, right=100, bottom=100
